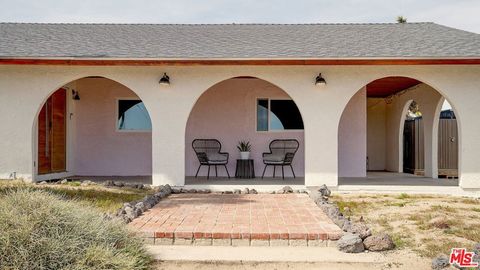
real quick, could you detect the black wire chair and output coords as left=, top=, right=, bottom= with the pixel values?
left=192, top=139, right=230, bottom=179
left=261, top=139, right=299, bottom=179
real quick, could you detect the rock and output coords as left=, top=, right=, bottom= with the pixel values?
left=243, top=188, right=250, bottom=194
left=270, top=191, right=276, bottom=194
left=114, top=181, right=125, bottom=187
left=172, top=188, right=181, bottom=194
left=363, top=233, right=395, bottom=251
left=332, top=215, right=347, bottom=228
left=124, top=206, right=136, bottom=220
left=337, top=233, right=364, bottom=253
left=224, top=191, right=233, bottom=194
left=134, top=207, right=143, bottom=216
left=80, top=180, right=94, bottom=186
left=103, top=180, right=115, bottom=187
left=431, top=255, right=450, bottom=270
left=250, top=189, right=258, bottom=194
left=343, top=222, right=371, bottom=239
left=233, top=189, right=241, bottom=194
left=318, top=184, right=331, bottom=197
left=38, top=181, right=48, bottom=185
left=282, top=186, right=293, bottom=193
left=164, top=184, right=172, bottom=194
left=135, top=202, right=147, bottom=211
left=60, top=179, right=68, bottom=184
left=309, top=191, right=325, bottom=205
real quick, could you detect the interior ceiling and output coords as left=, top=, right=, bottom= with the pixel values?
left=366, top=77, right=421, bottom=98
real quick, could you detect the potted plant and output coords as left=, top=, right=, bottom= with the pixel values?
left=237, top=140, right=252, bottom=160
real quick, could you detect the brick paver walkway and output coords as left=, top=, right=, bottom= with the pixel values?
left=130, top=193, right=343, bottom=244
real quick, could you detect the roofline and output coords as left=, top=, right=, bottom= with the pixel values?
left=1, top=57, right=480, bottom=66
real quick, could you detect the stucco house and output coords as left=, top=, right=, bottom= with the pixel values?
left=0, top=22, right=479, bottom=193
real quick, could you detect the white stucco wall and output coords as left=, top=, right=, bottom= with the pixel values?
left=73, top=78, right=152, bottom=176
left=367, top=98, right=387, bottom=171
left=338, top=87, right=366, bottom=177
left=384, top=83, right=443, bottom=177
left=0, top=65, right=479, bottom=189
left=185, top=78, right=304, bottom=177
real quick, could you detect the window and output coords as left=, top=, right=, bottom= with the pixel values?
left=117, top=100, right=152, bottom=131
left=256, top=99, right=304, bottom=131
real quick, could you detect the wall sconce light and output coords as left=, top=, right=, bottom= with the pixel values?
left=159, top=73, right=170, bottom=85
left=72, top=90, right=80, bottom=100
left=315, top=73, right=327, bottom=86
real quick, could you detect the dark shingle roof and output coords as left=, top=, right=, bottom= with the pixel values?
left=0, top=22, right=479, bottom=59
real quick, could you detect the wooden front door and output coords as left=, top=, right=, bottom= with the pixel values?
left=38, top=88, right=67, bottom=174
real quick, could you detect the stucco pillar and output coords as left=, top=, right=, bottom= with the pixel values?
left=150, top=91, right=190, bottom=187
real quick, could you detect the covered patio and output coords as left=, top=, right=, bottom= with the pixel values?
left=184, top=77, right=305, bottom=187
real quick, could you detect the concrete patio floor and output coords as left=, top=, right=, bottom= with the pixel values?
left=339, top=172, right=459, bottom=186
left=129, top=193, right=342, bottom=246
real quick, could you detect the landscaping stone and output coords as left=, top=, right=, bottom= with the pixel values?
left=114, top=181, right=125, bottom=187
left=135, top=202, right=146, bottom=211
left=38, top=181, right=47, bottom=185
left=318, top=184, right=331, bottom=197
left=233, top=189, right=241, bottom=194
left=343, top=221, right=371, bottom=239
left=363, top=233, right=395, bottom=251
left=124, top=206, right=136, bottom=221
left=103, top=180, right=115, bottom=187
left=337, top=233, right=364, bottom=253
left=223, top=191, right=233, bottom=194
left=60, top=179, right=68, bottom=184
left=431, top=255, right=450, bottom=270
left=115, top=183, right=173, bottom=223
left=331, top=214, right=347, bottom=228
left=282, top=186, right=293, bottom=193
left=243, top=188, right=250, bottom=194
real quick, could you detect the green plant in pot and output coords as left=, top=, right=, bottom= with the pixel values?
left=237, top=140, right=252, bottom=160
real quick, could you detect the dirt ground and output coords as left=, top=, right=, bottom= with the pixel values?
left=330, top=193, right=479, bottom=264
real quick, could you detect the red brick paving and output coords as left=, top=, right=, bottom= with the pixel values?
left=129, top=193, right=343, bottom=241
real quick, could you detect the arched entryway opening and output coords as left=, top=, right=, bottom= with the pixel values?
left=33, top=77, right=152, bottom=183
left=185, top=77, right=305, bottom=185
left=338, top=76, right=459, bottom=186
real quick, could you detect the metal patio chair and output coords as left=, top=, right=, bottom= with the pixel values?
left=192, top=139, right=230, bottom=179
left=261, top=139, right=299, bottom=179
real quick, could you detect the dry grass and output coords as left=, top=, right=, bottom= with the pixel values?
left=0, top=179, right=154, bottom=213
left=330, top=193, right=480, bottom=259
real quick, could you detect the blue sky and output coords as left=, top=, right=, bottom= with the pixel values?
left=0, top=0, right=478, bottom=33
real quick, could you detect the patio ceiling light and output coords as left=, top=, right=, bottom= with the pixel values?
left=315, top=73, right=326, bottom=86
left=159, top=73, right=170, bottom=85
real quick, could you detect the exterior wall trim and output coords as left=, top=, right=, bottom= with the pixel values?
left=2, top=58, right=480, bottom=66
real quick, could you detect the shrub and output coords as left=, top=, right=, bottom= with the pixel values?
left=0, top=189, right=152, bottom=270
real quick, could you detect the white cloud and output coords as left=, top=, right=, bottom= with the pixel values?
left=0, top=0, right=478, bottom=33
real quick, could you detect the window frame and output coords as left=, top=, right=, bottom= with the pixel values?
left=255, top=97, right=304, bottom=133
left=115, top=98, right=152, bottom=133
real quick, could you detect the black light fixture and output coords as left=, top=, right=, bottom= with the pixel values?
left=72, top=89, right=80, bottom=100
left=315, top=73, right=327, bottom=86
left=159, top=73, right=170, bottom=85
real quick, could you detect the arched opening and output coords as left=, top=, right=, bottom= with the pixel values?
left=338, top=76, right=459, bottom=186
left=185, top=77, right=305, bottom=185
left=33, top=77, right=152, bottom=183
